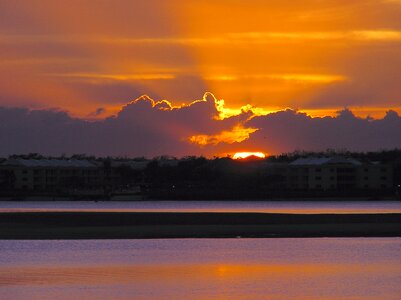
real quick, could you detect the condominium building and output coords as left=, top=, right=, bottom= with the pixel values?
left=286, top=157, right=393, bottom=191
left=0, top=158, right=101, bottom=191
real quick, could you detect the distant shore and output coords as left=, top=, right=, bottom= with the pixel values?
left=0, top=195, right=399, bottom=201
left=0, top=212, right=400, bottom=239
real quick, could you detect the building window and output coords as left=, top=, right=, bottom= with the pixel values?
left=315, top=176, right=322, bottom=180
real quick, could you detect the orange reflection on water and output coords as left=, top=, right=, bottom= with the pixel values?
left=1, top=261, right=401, bottom=300
left=2, top=263, right=400, bottom=285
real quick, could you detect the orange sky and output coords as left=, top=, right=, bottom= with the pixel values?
left=1, top=0, right=400, bottom=120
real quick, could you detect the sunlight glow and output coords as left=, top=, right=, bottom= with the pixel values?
left=204, top=74, right=346, bottom=83
left=233, top=152, right=266, bottom=160
left=189, top=125, right=258, bottom=146
left=50, top=73, right=175, bottom=81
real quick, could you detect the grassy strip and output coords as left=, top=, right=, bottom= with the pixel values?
left=0, top=212, right=400, bottom=239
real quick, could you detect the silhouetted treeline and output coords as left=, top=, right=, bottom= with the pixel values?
left=267, top=149, right=401, bottom=163
left=4, top=153, right=148, bottom=162
left=4, top=149, right=401, bottom=163
left=143, top=157, right=275, bottom=199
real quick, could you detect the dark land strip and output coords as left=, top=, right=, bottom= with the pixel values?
left=0, top=212, right=400, bottom=239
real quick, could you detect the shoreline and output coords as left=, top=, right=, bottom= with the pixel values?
left=1, top=212, right=400, bottom=239
left=0, top=196, right=399, bottom=202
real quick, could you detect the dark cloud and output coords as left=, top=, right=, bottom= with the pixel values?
left=242, top=109, right=401, bottom=154
left=0, top=95, right=400, bottom=157
left=0, top=94, right=232, bottom=157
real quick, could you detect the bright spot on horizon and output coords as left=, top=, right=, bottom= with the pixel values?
left=232, top=152, right=266, bottom=160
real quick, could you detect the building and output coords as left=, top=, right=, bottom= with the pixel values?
left=0, top=156, right=395, bottom=195
left=357, top=162, right=393, bottom=190
left=285, top=157, right=393, bottom=191
left=0, top=158, right=150, bottom=193
left=0, top=158, right=101, bottom=191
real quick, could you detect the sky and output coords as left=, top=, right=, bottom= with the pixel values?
left=0, top=0, right=401, bottom=157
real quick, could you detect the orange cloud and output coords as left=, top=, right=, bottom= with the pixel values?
left=50, top=73, right=176, bottom=81
left=227, top=30, right=401, bottom=43
left=189, top=125, right=258, bottom=146
left=205, top=74, right=347, bottom=83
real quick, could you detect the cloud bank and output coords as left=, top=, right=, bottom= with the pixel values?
left=0, top=94, right=400, bottom=157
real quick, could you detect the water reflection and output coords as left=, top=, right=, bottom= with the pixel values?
left=0, top=239, right=400, bottom=299
left=1, top=200, right=401, bottom=213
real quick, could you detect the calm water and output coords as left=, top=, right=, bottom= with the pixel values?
left=0, top=238, right=400, bottom=299
left=0, top=200, right=401, bottom=213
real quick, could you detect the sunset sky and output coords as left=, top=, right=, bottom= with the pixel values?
left=1, top=0, right=401, bottom=157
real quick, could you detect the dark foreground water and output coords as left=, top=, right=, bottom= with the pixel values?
left=0, top=238, right=400, bottom=299
left=1, top=200, right=401, bottom=213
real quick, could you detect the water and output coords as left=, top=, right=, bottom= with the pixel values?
left=0, top=200, right=401, bottom=214
left=0, top=238, right=400, bottom=299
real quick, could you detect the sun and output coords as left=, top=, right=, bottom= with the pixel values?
left=232, top=152, right=266, bottom=160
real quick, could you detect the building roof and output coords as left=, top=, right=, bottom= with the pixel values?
left=290, top=157, right=362, bottom=166
left=1, top=158, right=97, bottom=168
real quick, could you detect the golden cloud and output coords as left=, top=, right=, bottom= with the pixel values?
left=49, top=73, right=176, bottom=81
left=2, top=30, right=401, bottom=46
left=205, top=74, right=347, bottom=83
left=189, top=125, right=258, bottom=146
